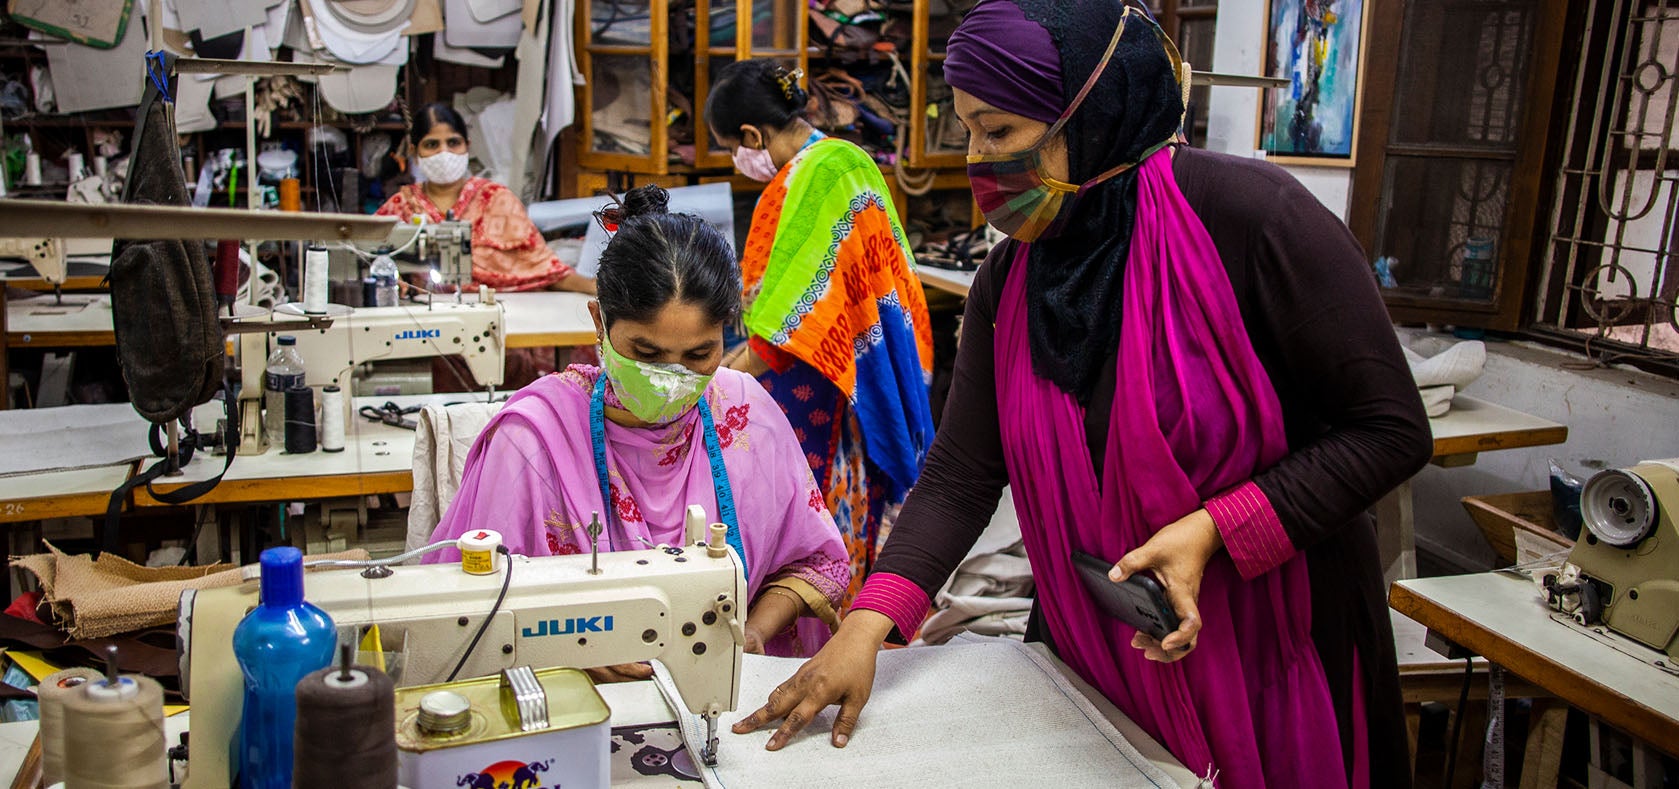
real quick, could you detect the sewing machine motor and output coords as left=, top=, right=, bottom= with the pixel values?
left=1555, top=459, right=1679, bottom=659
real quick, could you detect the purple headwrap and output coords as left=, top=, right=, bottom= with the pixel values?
left=943, top=0, right=1064, bottom=125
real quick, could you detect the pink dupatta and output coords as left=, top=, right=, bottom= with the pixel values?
left=426, top=366, right=849, bottom=656
left=995, top=152, right=1345, bottom=786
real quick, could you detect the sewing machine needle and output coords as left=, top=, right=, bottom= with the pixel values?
left=588, top=512, right=602, bottom=575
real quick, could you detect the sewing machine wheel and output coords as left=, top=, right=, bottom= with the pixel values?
left=1581, top=469, right=1658, bottom=547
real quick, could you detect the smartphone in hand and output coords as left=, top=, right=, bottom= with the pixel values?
left=1070, top=550, right=1181, bottom=642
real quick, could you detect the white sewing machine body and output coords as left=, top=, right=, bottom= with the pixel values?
left=1563, top=459, right=1679, bottom=659
left=178, top=544, right=746, bottom=787
left=275, top=299, right=507, bottom=393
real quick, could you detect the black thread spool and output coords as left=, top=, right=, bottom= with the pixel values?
left=284, top=384, right=317, bottom=454
left=293, top=645, right=399, bottom=788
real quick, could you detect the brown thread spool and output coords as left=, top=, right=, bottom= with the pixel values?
left=61, top=675, right=167, bottom=789
left=38, top=667, right=104, bottom=786
left=293, top=650, right=398, bottom=788
left=279, top=178, right=302, bottom=212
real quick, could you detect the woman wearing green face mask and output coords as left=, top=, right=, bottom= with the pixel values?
left=425, top=185, right=852, bottom=661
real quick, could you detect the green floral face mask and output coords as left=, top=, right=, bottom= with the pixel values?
left=600, top=332, right=714, bottom=424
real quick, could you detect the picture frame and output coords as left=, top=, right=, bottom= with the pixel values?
left=1256, top=0, right=1372, bottom=168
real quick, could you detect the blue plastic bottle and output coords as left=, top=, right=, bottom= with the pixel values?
left=232, top=546, right=336, bottom=788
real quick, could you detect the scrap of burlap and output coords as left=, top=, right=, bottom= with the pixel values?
left=12, top=543, right=370, bottom=639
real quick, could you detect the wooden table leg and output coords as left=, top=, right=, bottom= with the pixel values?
left=1378, top=480, right=1418, bottom=586
left=1518, top=701, right=1567, bottom=789
left=1406, top=702, right=1423, bottom=781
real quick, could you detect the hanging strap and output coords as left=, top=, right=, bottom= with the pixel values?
left=102, top=380, right=238, bottom=555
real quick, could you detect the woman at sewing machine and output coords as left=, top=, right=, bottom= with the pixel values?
left=375, top=103, right=595, bottom=296
left=424, top=185, right=850, bottom=667
left=704, top=60, right=936, bottom=610
left=731, top=3, right=1433, bottom=787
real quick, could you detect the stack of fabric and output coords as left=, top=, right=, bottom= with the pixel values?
left=1403, top=340, right=1487, bottom=417
left=914, top=492, right=1035, bottom=645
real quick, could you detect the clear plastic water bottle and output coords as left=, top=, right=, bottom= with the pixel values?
left=370, top=254, right=399, bottom=307
left=232, top=547, right=335, bottom=788
left=264, top=336, right=306, bottom=448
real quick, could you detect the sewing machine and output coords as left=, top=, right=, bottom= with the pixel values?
left=0, top=237, right=65, bottom=300
left=1552, top=459, right=1679, bottom=659
left=362, top=217, right=473, bottom=294
left=178, top=536, right=746, bottom=787
left=235, top=298, right=506, bottom=452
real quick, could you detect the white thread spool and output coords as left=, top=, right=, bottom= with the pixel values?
left=92, top=156, right=109, bottom=178
left=319, top=385, right=346, bottom=452
left=24, top=151, right=41, bottom=185
left=61, top=676, right=167, bottom=789
left=38, top=667, right=103, bottom=787
left=66, top=152, right=85, bottom=182
left=303, top=246, right=330, bottom=315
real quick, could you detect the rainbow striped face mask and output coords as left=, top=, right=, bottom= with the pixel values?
left=965, top=10, right=1171, bottom=243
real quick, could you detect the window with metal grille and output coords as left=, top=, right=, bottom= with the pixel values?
left=1536, top=0, right=1679, bottom=366
left=1348, top=0, right=1568, bottom=333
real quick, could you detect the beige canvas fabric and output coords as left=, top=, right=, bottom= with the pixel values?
left=14, top=543, right=370, bottom=639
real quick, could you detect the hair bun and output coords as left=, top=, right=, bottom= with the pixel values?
left=621, top=184, right=670, bottom=219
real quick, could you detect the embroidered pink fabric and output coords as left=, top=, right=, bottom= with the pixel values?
left=426, top=366, right=850, bottom=656
left=993, top=152, right=1347, bottom=786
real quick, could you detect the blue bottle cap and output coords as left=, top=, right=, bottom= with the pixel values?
left=258, top=546, right=305, bottom=607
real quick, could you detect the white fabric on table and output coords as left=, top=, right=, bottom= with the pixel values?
left=1403, top=340, right=1486, bottom=417
left=661, top=638, right=1182, bottom=788
left=0, top=403, right=153, bottom=477
left=406, top=401, right=502, bottom=552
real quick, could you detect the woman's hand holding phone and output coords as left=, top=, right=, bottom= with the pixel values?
left=1111, top=508, right=1223, bottom=663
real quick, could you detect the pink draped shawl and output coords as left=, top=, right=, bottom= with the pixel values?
left=426, top=366, right=849, bottom=656
left=995, top=152, right=1346, bottom=786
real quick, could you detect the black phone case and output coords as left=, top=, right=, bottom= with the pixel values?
left=1070, top=550, right=1181, bottom=642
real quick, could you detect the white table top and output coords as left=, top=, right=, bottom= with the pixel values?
left=3, top=293, right=114, bottom=345
left=0, top=394, right=493, bottom=515
left=0, top=642, right=1196, bottom=788
left=1391, top=573, right=1679, bottom=752
left=494, top=290, right=596, bottom=348
left=916, top=266, right=976, bottom=297
left=1429, top=394, right=1568, bottom=447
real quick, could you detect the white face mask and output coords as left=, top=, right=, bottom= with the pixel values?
left=732, top=145, right=778, bottom=182
left=418, top=150, right=469, bottom=185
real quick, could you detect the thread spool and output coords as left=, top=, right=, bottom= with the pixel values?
left=93, top=156, right=109, bottom=178
left=214, top=240, right=242, bottom=302
left=319, top=385, right=345, bottom=453
left=61, top=676, right=167, bottom=789
left=24, top=151, right=41, bottom=185
left=284, top=384, right=317, bottom=454
left=303, top=246, right=330, bottom=315
left=279, top=178, right=302, bottom=212
left=38, top=667, right=104, bottom=787
left=293, top=660, right=399, bottom=788
left=66, top=152, right=85, bottom=182
left=458, top=529, right=503, bottom=575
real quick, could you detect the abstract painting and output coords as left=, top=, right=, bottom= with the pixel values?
left=1258, top=0, right=1369, bottom=166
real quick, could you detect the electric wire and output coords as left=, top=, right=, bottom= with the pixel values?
left=446, top=545, right=513, bottom=683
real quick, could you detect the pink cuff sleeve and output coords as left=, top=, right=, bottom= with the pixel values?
left=1206, top=481, right=1296, bottom=581
left=848, top=573, right=930, bottom=643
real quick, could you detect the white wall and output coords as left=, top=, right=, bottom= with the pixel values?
left=1400, top=329, right=1679, bottom=569
left=1206, top=0, right=1354, bottom=220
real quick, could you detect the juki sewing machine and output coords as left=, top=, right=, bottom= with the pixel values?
left=235, top=297, right=506, bottom=452
left=366, top=215, right=474, bottom=297
left=178, top=522, right=746, bottom=787
left=1547, top=458, right=1679, bottom=660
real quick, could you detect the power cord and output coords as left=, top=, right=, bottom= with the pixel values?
left=1443, top=655, right=1474, bottom=788
left=446, top=545, right=513, bottom=682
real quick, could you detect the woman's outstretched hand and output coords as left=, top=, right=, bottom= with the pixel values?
left=730, top=609, right=894, bottom=750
